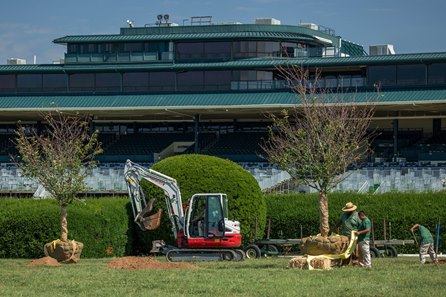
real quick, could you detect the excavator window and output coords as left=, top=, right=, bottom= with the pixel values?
left=189, top=198, right=206, bottom=237
left=188, top=194, right=225, bottom=238
left=205, top=195, right=225, bottom=238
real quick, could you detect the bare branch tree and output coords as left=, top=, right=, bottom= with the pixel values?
left=13, top=111, right=102, bottom=242
left=262, top=65, right=376, bottom=237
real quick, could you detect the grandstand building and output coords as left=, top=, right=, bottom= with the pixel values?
left=1, top=16, right=446, bottom=193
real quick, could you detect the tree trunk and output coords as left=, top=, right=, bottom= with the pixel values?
left=319, top=192, right=329, bottom=237
left=60, top=205, right=68, bottom=242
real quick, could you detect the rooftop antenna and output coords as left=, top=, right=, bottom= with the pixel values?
left=126, top=20, right=134, bottom=28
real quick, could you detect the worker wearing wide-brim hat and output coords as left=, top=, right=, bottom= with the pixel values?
left=331, top=202, right=361, bottom=237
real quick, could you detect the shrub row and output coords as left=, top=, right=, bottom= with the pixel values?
left=1, top=192, right=444, bottom=258
left=0, top=198, right=132, bottom=258
left=265, top=192, right=446, bottom=253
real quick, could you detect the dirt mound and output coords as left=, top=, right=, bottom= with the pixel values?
left=27, top=256, right=61, bottom=267
left=107, top=256, right=201, bottom=270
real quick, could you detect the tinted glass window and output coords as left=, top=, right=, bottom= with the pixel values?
left=96, top=73, right=121, bottom=91
left=204, top=42, right=231, bottom=58
left=233, top=41, right=257, bottom=58
left=397, top=64, right=425, bottom=85
left=79, top=44, right=97, bottom=54
left=68, top=44, right=78, bottom=54
left=17, top=74, right=42, bottom=91
left=43, top=74, right=67, bottom=92
left=177, top=71, right=203, bottom=90
left=176, top=43, right=204, bottom=59
left=0, top=75, right=16, bottom=90
left=428, top=63, right=446, bottom=85
left=149, top=72, right=175, bottom=91
left=204, top=71, right=231, bottom=90
left=124, top=43, right=144, bottom=52
left=69, top=73, right=95, bottom=91
left=123, top=72, right=149, bottom=91
left=367, top=65, right=397, bottom=86
left=257, top=41, right=280, bottom=56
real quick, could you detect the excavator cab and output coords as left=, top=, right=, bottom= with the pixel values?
left=187, top=194, right=226, bottom=239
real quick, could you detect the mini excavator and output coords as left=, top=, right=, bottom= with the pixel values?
left=124, top=160, right=244, bottom=261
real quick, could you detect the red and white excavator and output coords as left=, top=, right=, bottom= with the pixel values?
left=124, top=160, right=244, bottom=261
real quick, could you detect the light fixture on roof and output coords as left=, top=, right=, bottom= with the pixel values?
left=126, top=20, right=134, bottom=28
left=156, top=14, right=163, bottom=26
left=163, top=14, right=170, bottom=22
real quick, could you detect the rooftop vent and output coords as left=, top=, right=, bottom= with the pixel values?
left=255, top=18, right=281, bottom=25
left=7, top=58, right=26, bottom=65
left=369, top=44, right=395, bottom=55
left=298, top=23, right=319, bottom=30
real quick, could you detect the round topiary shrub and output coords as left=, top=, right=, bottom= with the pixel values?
left=134, top=154, right=266, bottom=253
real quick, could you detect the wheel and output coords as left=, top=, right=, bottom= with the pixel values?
left=234, top=249, right=246, bottom=261
left=222, top=251, right=235, bottom=261
left=370, top=246, right=380, bottom=258
left=383, top=245, right=398, bottom=257
left=261, top=244, right=279, bottom=255
left=244, top=244, right=262, bottom=259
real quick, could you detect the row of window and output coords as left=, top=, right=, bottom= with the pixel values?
left=368, top=64, right=446, bottom=86
left=0, top=63, right=445, bottom=94
left=68, top=41, right=319, bottom=59
left=0, top=70, right=275, bottom=93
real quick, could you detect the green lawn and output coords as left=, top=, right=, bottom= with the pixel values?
left=0, top=257, right=445, bottom=297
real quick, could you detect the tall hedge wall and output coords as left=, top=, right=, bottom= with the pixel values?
left=0, top=198, right=132, bottom=258
left=265, top=192, right=446, bottom=253
left=136, top=154, right=266, bottom=253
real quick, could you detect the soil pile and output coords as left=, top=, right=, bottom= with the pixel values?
left=107, top=256, right=201, bottom=270
left=27, top=256, right=61, bottom=267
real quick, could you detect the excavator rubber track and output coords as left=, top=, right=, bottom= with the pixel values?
left=166, top=248, right=245, bottom=262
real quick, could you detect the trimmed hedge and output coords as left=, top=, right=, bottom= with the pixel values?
left=265, top=192, right=446, bottom=253
left=0, top=198, right=132, bottom=258
left=136, top=154, right=266, bottom=253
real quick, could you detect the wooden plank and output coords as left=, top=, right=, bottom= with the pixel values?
left=373, top=239, right=415, bottom=246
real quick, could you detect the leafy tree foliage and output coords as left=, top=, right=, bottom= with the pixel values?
left=14, top=112, right=102, bottom=242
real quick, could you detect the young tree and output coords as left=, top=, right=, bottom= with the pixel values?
left=14, top=111, right=102, bottom=243
left=262, top=65, right=376, bottom=238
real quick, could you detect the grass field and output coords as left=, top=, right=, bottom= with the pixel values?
left=0, top=257, right=445, bottom=297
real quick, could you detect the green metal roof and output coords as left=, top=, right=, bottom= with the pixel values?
left=0, top=89, right=445, bottom=110
left=53, top=32, right=315, bottom=43
left=341, top=40, right=367, bottom=56
left=54, top=24, right=341, bottom=47
left=1, top=52, right=446, bottom=74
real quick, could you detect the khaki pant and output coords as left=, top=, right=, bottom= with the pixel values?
left=419, top=243, right=437, bottom=264
left=358, top=240, right=371, bottom=268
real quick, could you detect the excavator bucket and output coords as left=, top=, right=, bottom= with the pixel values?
left=142, top=209, right=162, bottom=230
left=134, top=198, right=163, bottom=231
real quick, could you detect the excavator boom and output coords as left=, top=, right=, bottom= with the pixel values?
left=124, top=160, right=184, bottom=238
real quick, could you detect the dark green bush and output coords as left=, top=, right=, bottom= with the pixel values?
left=0, top=198, right=132, bottom=258
left=265, top=192, right=446, bottom=253
left=135, top=154, right=266, bottom=253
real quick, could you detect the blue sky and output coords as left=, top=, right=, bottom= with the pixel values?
left=1, top=0, right=445, bottom=64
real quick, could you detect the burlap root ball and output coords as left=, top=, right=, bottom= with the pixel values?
left=300, top=235, right=349, bottom=255
left=44, top=240, right=84, bottom=263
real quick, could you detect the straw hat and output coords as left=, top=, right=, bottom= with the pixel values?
left=342, top=202, right=357, bottom=212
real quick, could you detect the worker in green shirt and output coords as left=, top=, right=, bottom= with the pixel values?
left=354, top=211, right=372, bottom=268
left=331, top=202, right=361, bottom=237
left=410, top=224, right=438, bottom=264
